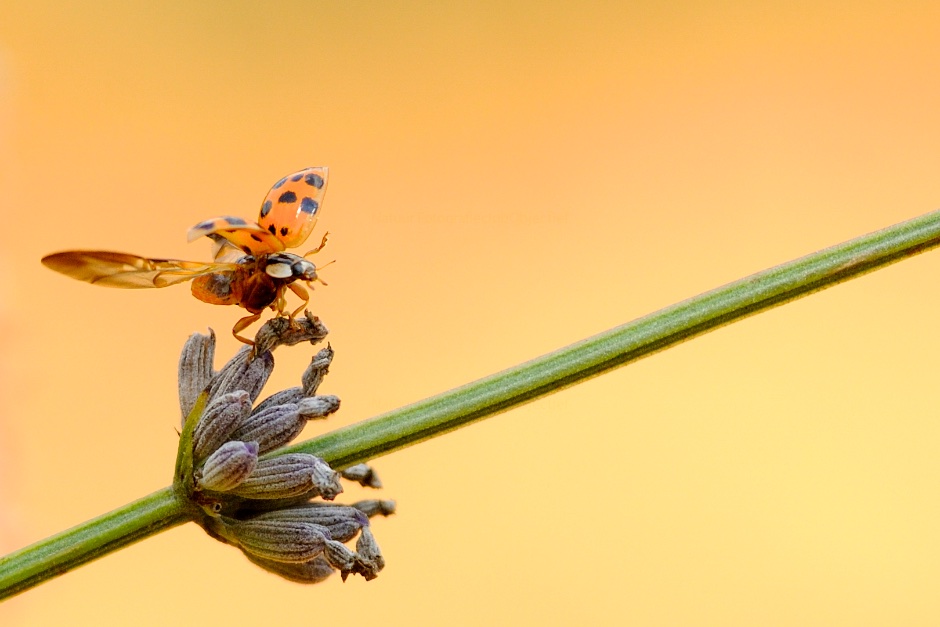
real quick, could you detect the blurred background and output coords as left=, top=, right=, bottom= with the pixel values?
left=2, top=1, right=940, bottom=625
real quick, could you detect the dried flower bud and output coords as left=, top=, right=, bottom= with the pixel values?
left=178, top=330, right=216, bottom=423
left=324, top=539, right=357, bottom=573
left=298, top=395, right=340, bottom=420
left=355, top=499, right=397, bottom=519
left=302, top=346, right=334, bottom=395
left=253, top=387, right=304, bottom=415
left=197, top=441, right=259, bottom=492
left=229, top=404, right=306, bottom=455
left=249, top=505, right=369, bottom=543
left=206, top=347, right=274, bottom=404
left=175, top=316, right=392, bottom=584
left=340, top=463, right=382, bottom=489
left=309, top=458, right=344, bottom=500
left=228, top=518, right=331, bottom=563
left=244, top=553, right=335, bottom=584
left=253, top=315, right=329, bottom=355
left=230, top=453, right=343, bottom=500
left=228, top=396, right=340, bottom=456
left=354, top=526, right=385, bottom=580
left=192, top=391, right=252, bottom=461
left=352, top=499, right=397, bottom=518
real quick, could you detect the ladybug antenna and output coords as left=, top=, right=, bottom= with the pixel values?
left=310, top=259, right=334, bottom=287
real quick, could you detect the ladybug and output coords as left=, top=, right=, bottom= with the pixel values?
left=42, top=167, right=330, bottom=344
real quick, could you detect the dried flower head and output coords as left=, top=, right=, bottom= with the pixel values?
left=174, top=314, right=394, bottom=583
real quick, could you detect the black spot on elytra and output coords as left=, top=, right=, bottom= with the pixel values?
left=291, top=172, right=304, bottom=182
left=260, top=200, right=272, bottom=217
left=280, top=226, right=289, bottom=236
left=268, top=224, right=277, bottom=235
left=226, top=216, right=247, bottom=226
left=272, top=176, right=288, bottom=189
left=304, top=172, right=325, bottom=188
left=250, top=233, right=263, bottom=242
left=241, top=246, right=252, bottom=254
left=300, top=197, right=319, bottom=214
left=278, top=191, right=297, bottom=204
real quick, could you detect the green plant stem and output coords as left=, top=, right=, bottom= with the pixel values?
left=0, top=487, right=191, bottom=600
left=286, top=209, right=940, bottom=467
left=5, top=208, right=940, bottom=600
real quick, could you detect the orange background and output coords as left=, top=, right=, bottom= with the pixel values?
left=3, top=2, right=940, bottom=625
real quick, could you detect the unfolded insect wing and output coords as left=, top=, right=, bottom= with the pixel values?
left=186, top=216, right=284, bottom=256
left=258, top=167, right=329, bottom=249
left=207, top=234, right=249, bottom=263
left=41, top=251, right=235, bottom=289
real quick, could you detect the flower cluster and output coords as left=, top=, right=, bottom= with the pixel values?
left=174, top=315, right=393, bottom=582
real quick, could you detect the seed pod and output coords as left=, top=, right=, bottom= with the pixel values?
left=243, top=553, right=335, bottom=584
left=207, top=347, right=274, bottom=404
left=230, top=454, right=343, bottom=500
left=253, top=387, right=304, bottom=415
left=249, top=505, right=369, bottom=543
left=192, top=391, right=252, bottom=461
left=297, top=395, right=340, bottom=420
left=229, top=403, right=305, bottom=455
left=228, top=518, right=331, bottom=563
left=178, top=330, right=216, bottom=424
left=197, top=441, right=259, bottom=492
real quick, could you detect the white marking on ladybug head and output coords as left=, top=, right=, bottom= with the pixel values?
left=265, top=262, right=293, bottom=279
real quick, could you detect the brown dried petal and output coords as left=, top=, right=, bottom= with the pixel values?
left=230, top=454, right=342, bottom=500
left=340, top=463, right=382, bottom=488
left=229, top=518, right=330, bottom=563
left=297, top=395, right=340, bottom=420
left=352, top=499, right=397, bottom=518
left=323, top=539, right=357, bottom=574
left=302, top=346, right=334, bottom=395
left=355, top=526, right=385, bottom=574
left=310, top=459, right=344, bottom=500
left=192, top=391, right=252, bottom=461
left=197, top=441, right=259, bottom=492
left=252, top=315, right=329, bottom=355
left=178, top=330, right=216, bottom=424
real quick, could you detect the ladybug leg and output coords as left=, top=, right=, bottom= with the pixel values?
left=287, top=282, right=310, bottom=320
left=273, top=287, right=289, bottom=317
left=232, top=313, right=262, bottom=345
left=302, top=232, right=330, bottom=258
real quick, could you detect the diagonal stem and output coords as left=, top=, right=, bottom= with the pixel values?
left=285, top=208, right=940, bottom=467
left=0, top=487, right=192, bottom=600
left=5, top=207, right=940, bottom=600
